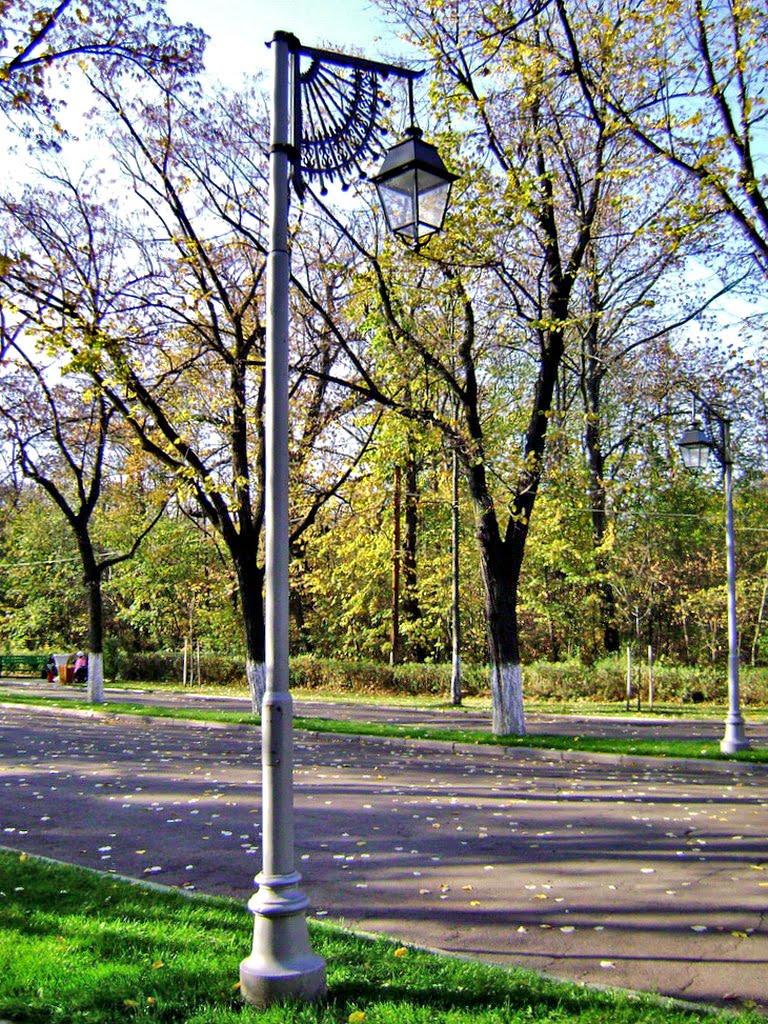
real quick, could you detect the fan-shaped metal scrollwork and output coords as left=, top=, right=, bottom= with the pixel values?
left=291, top=44, right=421, bottom=196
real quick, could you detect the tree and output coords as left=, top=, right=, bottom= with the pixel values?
left=0, top=0, right=204, bottom=142
left=551, top=0, right=768, bottom=280
left=107, top=504, right=242, bottom=659
left=318, top=0, right=622, bottom=732
left=0, top=70, right=381, bottom=710
left=0, top=348, right=166, bottom=700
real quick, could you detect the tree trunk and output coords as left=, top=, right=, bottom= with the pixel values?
left=75, top=532, right=105, bottom=705
left=84, top=570, right=105, bottom=704
left=583, top=316, right=620, bottom=654
left=467, top=471, right=527, bottom=735
left=478, top=527, right=526, bottom=735
left=235, top=554, right=266, bottom=713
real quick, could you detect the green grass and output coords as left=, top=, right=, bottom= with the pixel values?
left=1, top=689, right=767, bottom=762
left=0, top=849, right=761, bottom=1024
left=98, top=679, right=768, bottom=719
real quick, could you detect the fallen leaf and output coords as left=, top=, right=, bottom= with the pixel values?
left=348, top=1012, right=366, bottom=1024
left=393, top=947, right=408, bottom=958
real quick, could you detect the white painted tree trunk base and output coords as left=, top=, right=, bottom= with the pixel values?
left=247, top=660, right=266, bottom=714
left=87, top=652, right=104, bottom=705
left=491, top=662, right=525, bottom=736
left=451, top=654, right=462, bottom=706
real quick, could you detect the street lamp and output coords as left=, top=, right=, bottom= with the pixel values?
left=238, top=32, right=456, bottom=1007
left=678, top=395, right=750, bottom=754
left=372, top=126, right=457, bottom=246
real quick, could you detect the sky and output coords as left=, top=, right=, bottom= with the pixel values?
left=164, top=0, right=419, bottom=87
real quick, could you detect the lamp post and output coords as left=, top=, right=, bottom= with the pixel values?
left=238, top=32, right=456, bottom=1007
left=678, top=397, right=750, bottom=754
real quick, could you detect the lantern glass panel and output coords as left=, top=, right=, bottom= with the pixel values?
left=377, top=181, right=416, bottom=236
left=418, top=179, right=452, bottom=232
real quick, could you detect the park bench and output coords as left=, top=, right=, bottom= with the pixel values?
left=0, top=653, right=49, bottom=677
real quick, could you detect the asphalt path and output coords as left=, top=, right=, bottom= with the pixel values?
left=1, top=697, right=767, bottom=1014
left=5, top=677, right=768, bottom=744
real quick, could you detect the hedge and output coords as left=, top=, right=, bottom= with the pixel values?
left=107, top=650, right=768, bottom=705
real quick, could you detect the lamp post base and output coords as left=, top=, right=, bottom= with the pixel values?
left=720, top=715, right=750, bottom=755
left=239, top=873, right=326, bottom=1008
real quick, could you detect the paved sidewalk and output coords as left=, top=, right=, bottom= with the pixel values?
left=1, top=698, right=767, bottom=1015
left=4, top=677, right=768, bottom=745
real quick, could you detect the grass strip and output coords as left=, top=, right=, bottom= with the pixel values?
left=105, top=682, right=768, bottom=719
left=1, top=690, right=767, bottom=762
left=0, top=849, right=761, bottom=1024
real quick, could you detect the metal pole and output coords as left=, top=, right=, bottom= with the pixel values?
left=450, top=446, right=462, bottom=705
left=720, top=420, right=749, bottom=753
left=239, top=31, right=326, bottom=1005
left=390, top=465, right=401, bottom=667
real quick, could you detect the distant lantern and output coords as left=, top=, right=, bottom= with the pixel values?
left=678, top=421, right=711, bottom=470
left=372, top=127, right=457, bottom=246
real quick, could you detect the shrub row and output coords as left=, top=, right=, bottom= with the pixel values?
left=111, top=650, right=245, bottom=686
left=108, top=650, right=768, bottom=705
left=289, top=656, right=487, bottom=696
left=522, top=657, right=768, bottom=705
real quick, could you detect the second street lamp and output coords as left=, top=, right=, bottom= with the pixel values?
left=678, top=395, right=749, bottom=755
left=678, top=420, right=711, bottom=471
left=238, top=31, right=456, bottom=1008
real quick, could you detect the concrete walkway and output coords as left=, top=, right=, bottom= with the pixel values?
left=0, top=688, right=767, bottom=1014
left=4, top=676, right=768, bottom=744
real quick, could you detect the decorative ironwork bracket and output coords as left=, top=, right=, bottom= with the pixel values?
left=270, top=33, right=423, bottom=197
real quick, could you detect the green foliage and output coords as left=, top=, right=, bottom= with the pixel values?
left=0, top=491, right=85, bottom=650
left=93, top=650, right=768, bottom=708
left=107, top=511, right=242, bottom=656
left=290, top=656, right=487, bottom=697
left=521, top=657, right=768, bottom=707
left=293, top=450, right=487, bottom=664
left=115, top=650, right=246, bottom=686
left=1, top=0, right=768, bottom=704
